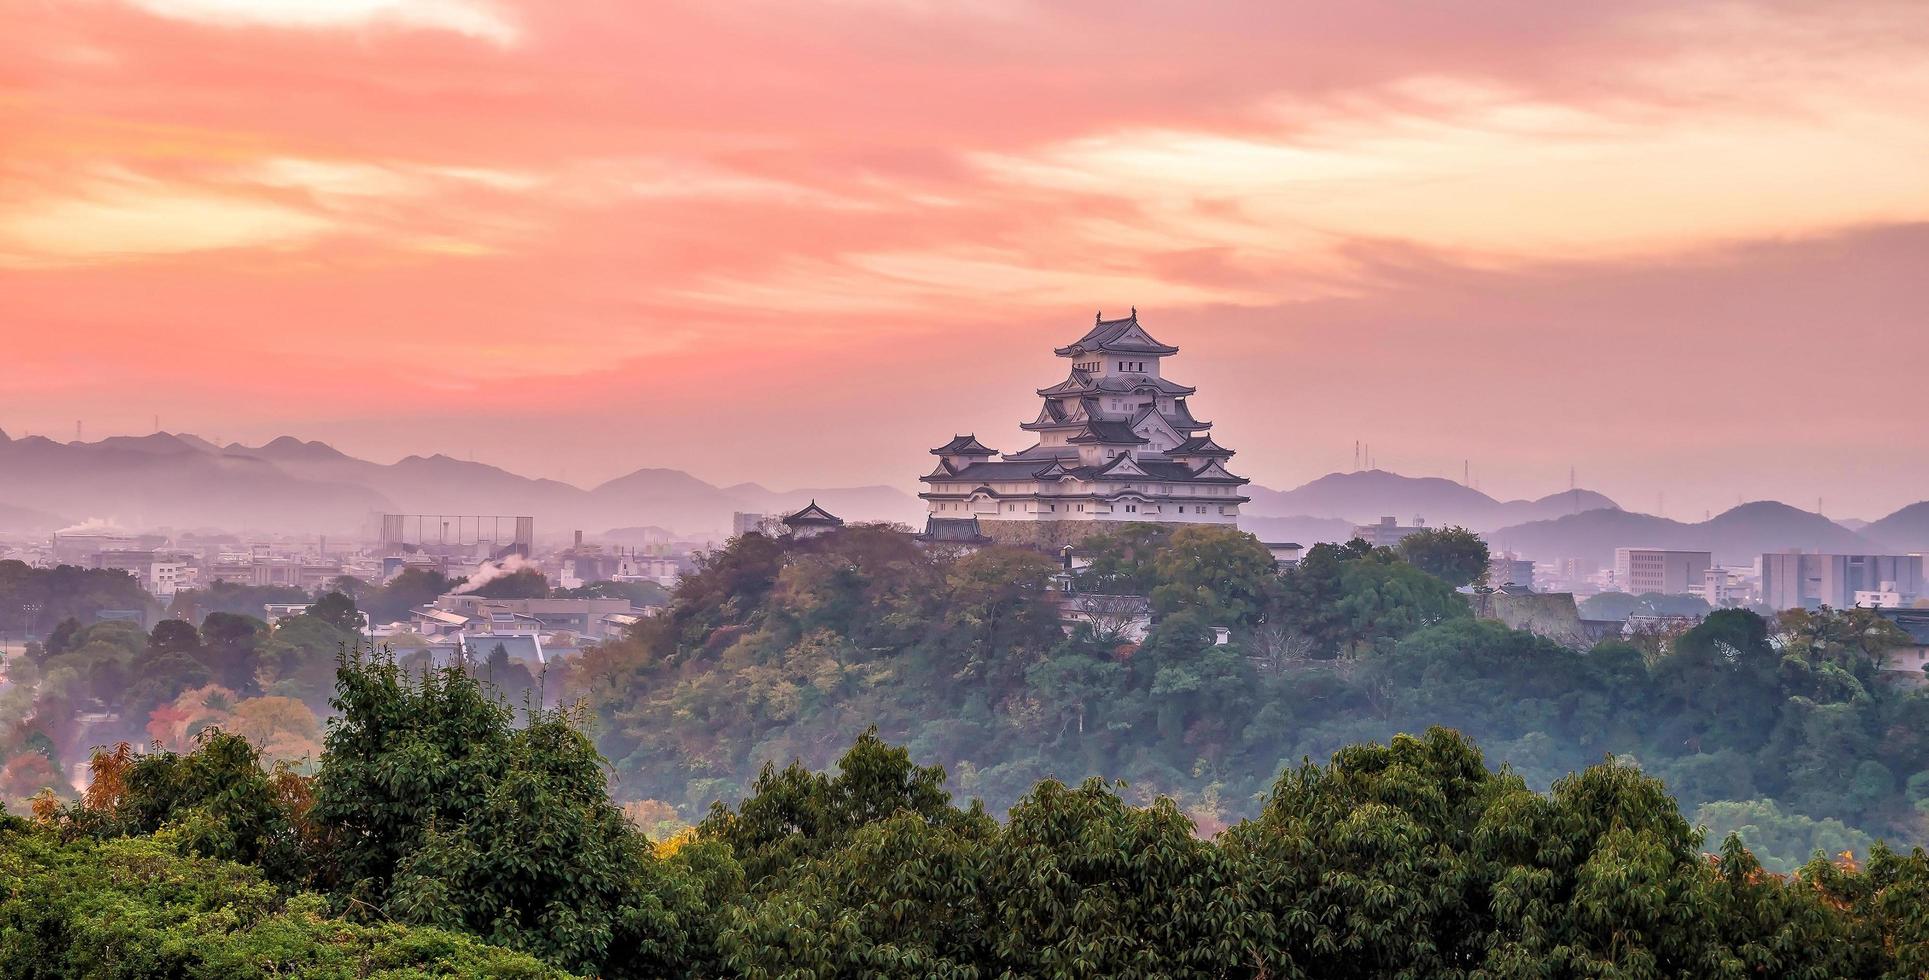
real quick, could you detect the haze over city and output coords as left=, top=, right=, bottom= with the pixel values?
left=4, top=0, right=1927, bottom=518
left=13, top=3, right=1929, bottom=975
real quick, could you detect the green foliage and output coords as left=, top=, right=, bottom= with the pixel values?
left=357, top=568, right=457, bottom=627
left=0, top=561, right=155, bottom=641
left=1696, top=798, right=1877, bottom=873
left=1396, top=524, right=1491, bottom=588
left=310, top=651, right=713, bottom=978
left=1274, top=539, right=1471, bottom=659
left=167, top=579, right=308, bottom=624
left=96, top=731, right=312, bottom=883
left=306, top=591, right=363, bottom=634
left=553, top=579, right=670, bottom=607
left=1148, top=523, right=1278, bottom=624
left=462, top=567, right=549, bottom=599
left=0, top=827, right=571, bottom=978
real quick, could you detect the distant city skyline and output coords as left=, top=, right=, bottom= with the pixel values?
left=2, top=1, right=1925, bottom=518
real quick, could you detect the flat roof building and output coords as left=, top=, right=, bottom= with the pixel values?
left=1613, top=548, right=1712, bottom=596
left=1761, top=552, right=1924, bottom=611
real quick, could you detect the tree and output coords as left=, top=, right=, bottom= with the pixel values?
left=0, top=829, right=570, bottom=977
left=257, top=613, right=358, bottom=707
left=306, top=590, right=363, bottom=634
left=311, top=650, right=712, bottom=977
left=360, top=567, right=457, bottom=626
left=1397, top=524, right=1491, bottom=588
left=198, top=611, right=267, bottom=692
left=145, top=618, right=202, bottom=658
left=39, top=618, right=82, bottom=661
left=1148, top=524, right=1277, bottom=625
left=464, top=568, right=549, bottom=599
left=1695, top=798, right=1875, bottom=873
left=481, top=642, right=535, bottom=707
left=1273, top=540, right=1469, bottom=659
left=226, top=696, right=324, bottom=764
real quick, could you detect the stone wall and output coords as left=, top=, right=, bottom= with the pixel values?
left=978, top=520, right=1111, bottom=551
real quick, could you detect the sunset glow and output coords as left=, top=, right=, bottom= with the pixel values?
left=3, top=0, right=1926, bottom=516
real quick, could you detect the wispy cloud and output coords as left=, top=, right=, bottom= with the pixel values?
left=116, top=0, right=519, bottom=45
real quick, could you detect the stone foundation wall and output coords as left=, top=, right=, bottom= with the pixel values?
left=978, top=520, right=1111, bottom=552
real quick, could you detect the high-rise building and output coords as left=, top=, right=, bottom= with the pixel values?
left=1489, top=554, right=1535, bottom=590
left=918, top=309, right=1249, bottom=527
left=1613, top=548, right=1713, bottom=596
left=1760, top=552, right=1924, bottom=610
left=1352, top=516, right=1431, bottom=548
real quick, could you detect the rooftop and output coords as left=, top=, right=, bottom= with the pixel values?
left=1054, top=308, right=1180, bottom=357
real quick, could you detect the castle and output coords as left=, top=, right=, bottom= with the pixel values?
left=919, top=309, right=1249, bottom=542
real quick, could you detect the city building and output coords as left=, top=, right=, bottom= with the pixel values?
left=374, top=513, right=533, bottom=559
left=1874, top=608, right=1929, bottom=686
left=1760, top=552, right=1924, bottom=610
left=918, top=309, right=1250, bottom=537
left=1854, top=585, right=1920, bottom=608
left=1612, top=548, right=1713, bottom=596
left=613, top=553, right=684, bottom=588
left=1488, top=553, right=1535, bottom=590
left=732, top=512, right=783, bottom=537
left=1702, top=566, right=1756, bottom=607
left=1264, top=542, right=1304, bottom=570
left=1352, top=516, right=1430, bottom=548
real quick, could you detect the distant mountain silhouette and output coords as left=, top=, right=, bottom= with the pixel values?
left=1863, top=502, right=1929, bottom=552
left=0, top=501, right=69, bottom=534
left=1244, top=469, right=1619, bottom=531
left=1236, top=513, right=1359, bottom=547
left=0, top=432, right=922, bottom=538
left=1485, top=500, right=1884, bottom=565
left=0, top=433, right=390, bottom=533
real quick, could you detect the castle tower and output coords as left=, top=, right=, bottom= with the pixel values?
left=918, top=309, right=1250, bottom=531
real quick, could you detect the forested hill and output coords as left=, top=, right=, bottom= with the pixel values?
left=6, top=635, right=1929, bottom=977
left=568, top=523, right=1929, bottom=866
left=7, top=523, right=1929, bottom=975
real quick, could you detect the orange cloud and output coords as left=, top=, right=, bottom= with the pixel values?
left=1, top=0, right=1926, bottom=517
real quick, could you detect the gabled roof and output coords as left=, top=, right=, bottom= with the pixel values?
left=1038, top=373, right=1196, bottom=398
left=1877, top=608, right=1929, bottom=645
left=922, top=458, right=1249, bottom=488
left=1093, top=453, right=1150, bottom=477
left=1067, top=420, right=1149, bottom=445
left=1128, top=405, right=1186, bottom=446
left=782, top=500, right=844, bottom=527
left=931, top=434, right=997, bottom=456
left=1003, top=443, right=1081, bottom=462
left=917, top=516, right=992, bottom=543
left=1021, top=400, right=1076, bottom=431
left=1187, top=459, right=1248, bottom=483
left=1170, top=434, right=1234, bottom=457
left=1054, top=308, right=1180, bottom=357
left=1168, top=398, right=1210, bottom=431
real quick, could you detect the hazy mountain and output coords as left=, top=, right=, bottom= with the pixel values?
left=1486, top=500, right=1883, bottom=565
left=1236, top=513, right=1359, bottom=547
left=0, top=431, right=921, bottom=538
left=0, top=502, right=69, bottom=534
left=1863, top=502, right=1929, bottom=552
left=0, top=433, right=391, bottom=533
left=595, top=526, right=680, bottom=547
left=1244, top=469, right=1619, bottom=531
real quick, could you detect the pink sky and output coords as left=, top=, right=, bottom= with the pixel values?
left=1, top=0, right=1926, bottom=518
